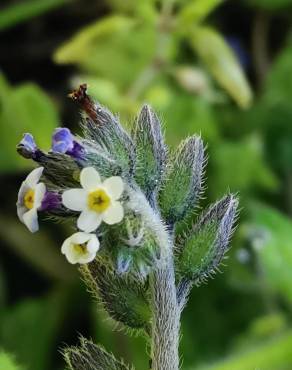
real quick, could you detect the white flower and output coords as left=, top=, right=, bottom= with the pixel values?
left=62, top=167, right=124, bottom=232
left=16, top=167, right=46, bottom=233
left=61, top=232, right=100, bottom=264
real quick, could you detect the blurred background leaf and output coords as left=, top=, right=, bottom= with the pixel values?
left=0, top=75, right=59, bottom=172
left=0, top=351, right=24, bottom=370
left=0, top=0, right=72, bottom=31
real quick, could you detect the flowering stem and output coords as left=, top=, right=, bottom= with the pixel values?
left=150, top=252, right=180, bottom=370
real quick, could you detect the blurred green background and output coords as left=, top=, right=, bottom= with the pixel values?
left=1, top=0, right=292, bottom=369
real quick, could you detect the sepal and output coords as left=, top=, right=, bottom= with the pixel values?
left=105, top=212, right=161, bottom=278
left=133, top=105, right=167, bottom=199
left=64, top=337, right=134, bottom=370
left=80, top=256, right=151, bottom=331
left=159, top=135, right=205, bottom=224
left=175, top=194, right=238, bottom=285
left=71, top=85, right=135, bottom=177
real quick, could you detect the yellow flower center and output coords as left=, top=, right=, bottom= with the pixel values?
left=73, top=243, right=87, bottom=255
left=88, top=189, right=111, bottom=213
left=24, top=189, right=35, bottom=209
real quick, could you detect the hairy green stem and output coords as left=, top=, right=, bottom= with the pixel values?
left=150, top=253, right=180, bottom=370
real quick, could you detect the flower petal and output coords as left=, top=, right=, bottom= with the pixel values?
left=71, top=231, right=91, bottom=245
left=102, top=201, right=124, bottom=225
left=61, top=237, right=71, bottom=255
left=78, top=252, right=97, bottom=264
left=62, top=189, right=87, bottom=211
left=19, top=133, right=37, bottom=152
left=26, top=167, right=44, bottom=187
left=34, top=182, right=46, bottom=208
left=103, top=176, right=124, bottom=200
left=22, top=208, right=39, bottom=233
left=52, top=127, right=74, bottom=153
left=64, top=248, right=80, bottom=264
left=87, top=234, right=100, bottom=253
left=77, top=210, right=102, bottom=232
left=17, top=205, right=27, bottom=223
left=80, top=167, right=101, bottom=191
left=17, top=181, right=29, bottom=215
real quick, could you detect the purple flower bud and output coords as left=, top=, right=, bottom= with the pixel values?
left=17, top=133, right=37, bottom=159
left=52, top=127, right=84, bottom=159
left=21, top=133, right=37, bottom=152
left=69, top=141, right=84, bottom=159
left=52, top=128, right=74, bottom=154
left=40, top=191, right=62, bottom=211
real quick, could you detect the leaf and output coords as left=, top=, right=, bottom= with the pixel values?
left=54, top=17, right=156, bottom=88
left=64, top=337, right=134, bottom=370
left=159, top=135, right=205, bottom=224
left=189, top=26, right=252, bottom=109
left=80, top=257, right=151, bottom=331
left=0, top=0, right=72, bottom=31
left=176, top=194, right=238, bottom=284
left=178, top=0, right=223, bottom=26
left=253, top=44, right=292, bottom=174
left=0, top=351, right=24, bottom=370
left=133, top=105, right=167, bottom=198
left=248, top=204, right=292, bottom=303
left=54, top=16, right=135, bottom=65
left=195, top=330, right=292, bottom=370
left=0, top=74, right=58, bottom=172
left=210, top=136, right=278, bottom=196
left=0, top=290, right=68, bottom=370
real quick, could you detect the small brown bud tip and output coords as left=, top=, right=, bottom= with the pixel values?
left=68, top=84, right=98, bottom=122
left=68, top=83, right=88, bottom=102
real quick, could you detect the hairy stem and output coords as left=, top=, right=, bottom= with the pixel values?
left=150, top=253, right=180, bottom=370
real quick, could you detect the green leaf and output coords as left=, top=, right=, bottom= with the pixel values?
left=210, top=136, right=278, bottom=196
left=54, top=17, right=156, bottom=88
left=189, top=26, right=252, bottom=108
left=248, top=204, right=292, bottom=303
left=0, top=351, right=24, bottom=370
left=0, top=74, right=59, bottom=172
left=195, top=330, right=292, bottom=370
left=178, top=0, right=223, bottom=26
left=159, top=135, right=205, bottom=224
left=253, top=44, right=292, bottom=174
left=54, top=16, right=135, bottom=66
left=176, top=194, right=238, bottom=284
left=0, top=0, right=72, bottom=31
left=0, top=290, right=68, bottom=370
left=80, top=256, right=151, bottom=331
left=64, top=337, right=134, bottom=370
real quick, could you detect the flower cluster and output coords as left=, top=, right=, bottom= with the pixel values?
left=16, top=84, right=238, bottom=285
left=16, top=124, right=125, bottom=264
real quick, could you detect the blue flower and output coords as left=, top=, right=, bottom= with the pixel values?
left=52, top=128, right=84, bottom=159
left=52, top=128, right=74, bottom=153
left=17, top=133, right=37, bottom=158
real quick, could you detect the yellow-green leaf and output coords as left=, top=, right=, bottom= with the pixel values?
left=178, top=0, right=223, bottom=26
left=189, top=26, right=252, bottom=108
left=53, top=15, right=135, bottom=65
